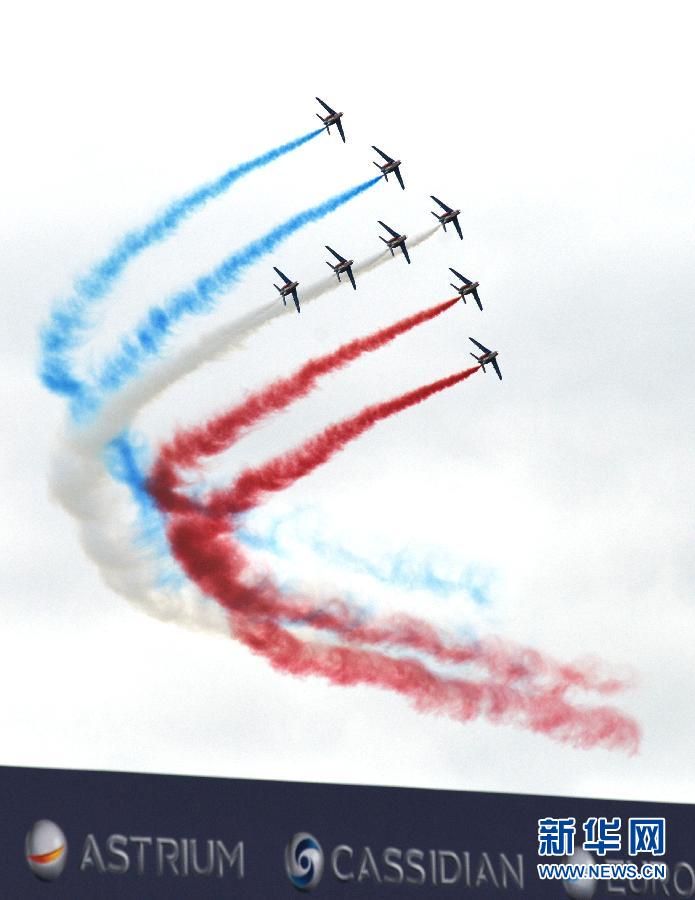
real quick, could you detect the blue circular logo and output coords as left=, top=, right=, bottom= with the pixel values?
left=285, top=832, right=324, bottom=891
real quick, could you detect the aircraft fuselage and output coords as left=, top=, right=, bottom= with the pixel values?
left=279, top=281, right=299, bottom=297
left=380, top=160, right=401, bottom=174
left=334, top=260, right=354, bottom=273
left=439, top=210, right=461, bottom=224
left=459, top=281, right=480, bottom=297
left=477, top=350, right=498, bottom=365
left=320, top=111, right=343, bottom=127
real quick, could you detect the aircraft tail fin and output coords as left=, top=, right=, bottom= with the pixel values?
left=379, top=236, right=389, bottom=245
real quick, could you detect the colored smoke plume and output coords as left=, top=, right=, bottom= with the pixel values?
left=40, top=128, right=322, bottom=399
left=75, top=177, right=381, bottom=419
left=151, top=353, right=639, bottom=752
left=149, top=295, right=460, bottom=513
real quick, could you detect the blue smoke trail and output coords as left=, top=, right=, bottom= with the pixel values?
left=72, top=176, right=381, bottom=420
left=40, top=128, right=323, bottom=399
left=106, top=430, right=488, bottom=609
left=237, top=512, right=494, bottom=606
left=105, top=432, right=184, bottom=588
left=104, top=434, right=480, bottom=647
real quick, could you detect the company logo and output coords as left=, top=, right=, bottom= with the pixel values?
left=25, top=819, right=68, bottom=881
left=285, top=832, right=324, bottom=891
left=284, top=835, right=522, bottom=891
left=563, top=849, right=597, bottom=899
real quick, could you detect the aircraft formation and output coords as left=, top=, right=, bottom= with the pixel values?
left=271, top=98, right=502, bottom=380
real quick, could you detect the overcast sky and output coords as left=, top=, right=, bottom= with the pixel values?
left=1, top=0, right=694, bottom=803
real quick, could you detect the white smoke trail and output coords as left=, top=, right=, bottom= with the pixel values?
left=78, top=226, right=440, bottom=450
left=50, top=426, right=230, bottom=635
left=51, top=226, right=440, bottom=631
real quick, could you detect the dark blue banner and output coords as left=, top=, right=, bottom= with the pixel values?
left=2, top=765, right=693, bottom=897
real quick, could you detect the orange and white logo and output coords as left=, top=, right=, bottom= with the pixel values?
left=25, top=819, right=68, bottom=881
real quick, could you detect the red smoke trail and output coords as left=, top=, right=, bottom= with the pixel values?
left=149, top=296, right=459, bottom=514
left=149, top=302, right=640, bottom=752
left=208, top=368, right=478, bottom=515
left=164, top=506, right=639, bottom=751
left=231, top=616, right=638, bottom=752
left=166, top=508, right=633, bottom=705
left=152, top=364, right=639, bottom=752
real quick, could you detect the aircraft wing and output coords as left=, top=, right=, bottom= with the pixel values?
left=326, top=245, right=346, bottom=263
left=316, top=97, right=336, bottom=115
left=372, top=146, right=393, bottom=162
left=469, top=337, right=491, bottom=354
left=336, top=119, right=346, bottom=142
left=431, top=195, right=453, bottom=212
left=394, top=166, right=405, bottom=190
left=273, top=266, right=291, bottom=284
left=378, top=220, right=399, bottom=238
left=292, top=290, right=300, bottom=314
left=472, top=288, right=483, bottom=311
left=491, top=358, right=502, bottom=380
left=401, top=244, right=411, bottom=265
left=346, top=266, right=357, bottom=290
left=449, top=267, right=470, bottom=285
left=453, top=216, right=463, bottom=240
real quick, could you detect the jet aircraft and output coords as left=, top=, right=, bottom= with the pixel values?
left=431, top=195, right=463, bottom=240
left=315, top=97, right=345, bottom=142
left=378, top=221, right=410, bottom=264
left=450, top=268, right=483, bottom=310
left=469, top=337, right=502, bottom=379
left=372, top=146, right=405, bottom=189
left=325, top=246, right=357, bottom=289
left=273, top=267, right=300, bottom=313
